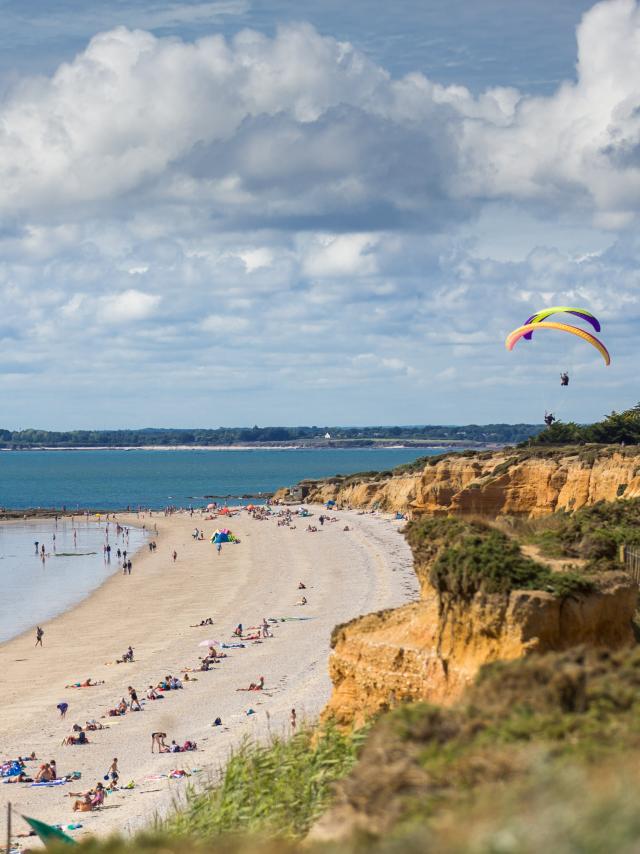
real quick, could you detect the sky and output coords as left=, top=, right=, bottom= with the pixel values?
left=0, top=0, right=638, bottom=429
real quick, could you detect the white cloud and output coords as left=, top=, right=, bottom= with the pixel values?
left=100, top=289, right=161, bottom=323
left=302, top=234, right=379, bottom=278
left=1, top=7, right=640, bottom=229
left=2, top=4, right=640, bottom=426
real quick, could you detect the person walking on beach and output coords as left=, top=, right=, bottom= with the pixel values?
left=57, top=702, right=68, bottom=719
left=128, top=686, right=141, bottom=711
left=151, top=732, right=167, bottom=753
left=127, top=559, right=132, bottom=575
left=108, top=758, right=119, bottom=784
left=173, top=550, right=177, bottom=561
left=34, top=540, right=39, bottom=554
left=35, top=626, right=44, bottom=646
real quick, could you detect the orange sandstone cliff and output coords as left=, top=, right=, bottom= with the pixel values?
left=276, top=447, right=640, bottom=518
left=323, top=526, right=636, bottom=727
left=324, top=578, right=635, bottom=727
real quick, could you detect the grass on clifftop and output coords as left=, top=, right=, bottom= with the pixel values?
left=406, top=517, right=594, bottom=600
left=518, top=498, right=640, bottom=567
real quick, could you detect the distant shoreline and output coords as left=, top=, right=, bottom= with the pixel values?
left=0, top=442, right=495, bottom=452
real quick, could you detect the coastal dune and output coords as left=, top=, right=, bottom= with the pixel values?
left=0, top=508, right=417, bottom=842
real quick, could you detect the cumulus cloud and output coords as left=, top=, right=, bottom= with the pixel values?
left=1, top=1, right=640, bottom=426
left=1, top=5, right=640, bottom=227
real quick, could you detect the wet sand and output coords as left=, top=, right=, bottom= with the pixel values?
left=0, top=508, right=418, bottom=844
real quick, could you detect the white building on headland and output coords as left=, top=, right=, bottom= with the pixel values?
left=324, top=432, right=331, bottom=439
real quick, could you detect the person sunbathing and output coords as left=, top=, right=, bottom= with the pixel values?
left=298, top=581, right=306, bottom=589
left=62, top=731, right=89, bottom=746
left=116, top=646, right=134, bottom=664
left=5, top=771, right=32, bottom=783
left=237, top=676, right=265, bottom=691
left=73, top=783, right=104, bottom=812
left=296, top=596, right=308, bottom=606
left=147, top=686, right=162, bottom=700
left=84, top=720, right=104, bottom=730
left=34, top=764, right=54, bottom=782
left=66, top=677, right=102, bottom=688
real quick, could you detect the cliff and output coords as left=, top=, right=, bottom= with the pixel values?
left=322, top=517, right=637, bottom=727
left=277, top=446, right=640, bottom=518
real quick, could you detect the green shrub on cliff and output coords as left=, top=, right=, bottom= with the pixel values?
left=406, top=517, right=593, bottom=600
left=529, top=498, right=640, bottom=565
left=529, top=402, right=640, bottom=446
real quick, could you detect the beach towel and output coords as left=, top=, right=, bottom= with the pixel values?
left=222, top=643, right=245, bottom=648
left=31, top=779, right=68, bottom=787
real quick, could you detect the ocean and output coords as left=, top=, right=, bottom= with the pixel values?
left=0, top=447, right=444, bottom=510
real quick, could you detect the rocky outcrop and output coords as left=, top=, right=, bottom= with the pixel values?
left=323, top=571, right=636, bottom=727
left=278, top=447, right=640, bottom=518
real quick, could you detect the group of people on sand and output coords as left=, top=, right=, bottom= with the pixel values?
left=151, top=732, right=197, bottom=754
left=71, top=782, right=105, bottom=812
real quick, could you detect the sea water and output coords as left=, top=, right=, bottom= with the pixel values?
left=0, top=447, right=447, bottom=510
left=0, top=518, right=147, bottom=643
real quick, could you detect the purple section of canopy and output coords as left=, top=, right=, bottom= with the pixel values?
left=522, top=310, right=600, bottom=340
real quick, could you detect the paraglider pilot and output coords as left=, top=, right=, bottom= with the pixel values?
left=544, top=411, right=556, bottom=427
left=560, top=372, right=569, bottom=386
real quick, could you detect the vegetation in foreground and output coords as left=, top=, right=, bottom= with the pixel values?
left=168, top=725, right=365, bottom=839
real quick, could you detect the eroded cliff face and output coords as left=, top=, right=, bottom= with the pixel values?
left=323, top=569, right=636, bottom=728
left=282, top=448, right=640, bottom=518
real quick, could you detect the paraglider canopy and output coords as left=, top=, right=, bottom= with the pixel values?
left=523, top=306, right=601, bottom=339
left=506, top=321, right=610, bottom=365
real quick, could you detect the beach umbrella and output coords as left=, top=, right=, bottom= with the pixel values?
left=198, top=639, right=220, bottom=647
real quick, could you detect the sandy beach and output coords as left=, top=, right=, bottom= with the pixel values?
left=0, top=507, right=417, bottom=845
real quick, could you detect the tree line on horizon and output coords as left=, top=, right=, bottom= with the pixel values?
left=0, top=423, right=542, bottom=448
